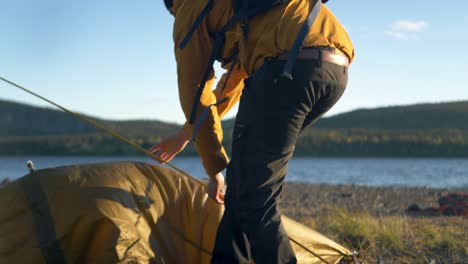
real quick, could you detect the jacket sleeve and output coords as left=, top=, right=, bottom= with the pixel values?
left=173, top=5, right=245, bottom=178
left=211, top=63, right=247, bottom=119
left=180, top=62, right=247, bottom=177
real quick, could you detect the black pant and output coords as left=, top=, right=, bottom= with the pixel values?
left=212, top=58, right=348, bottom=264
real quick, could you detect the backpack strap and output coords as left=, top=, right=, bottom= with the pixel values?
left=217, top=51, right=239, bottom=102
left=185, top=0, right=323, bottom=135
left=179, top=0, right=215, bottom=49
left=280, top=0, right=322, bottom=80
left=239, top=0, right=249, bottom=39
left=187, top=11, right=244, bottom=125
left=191, top=97, right=229, bottom=141
left=191, top=52, right=239, bottom=141
left=188, top=33, right=226, bottom=125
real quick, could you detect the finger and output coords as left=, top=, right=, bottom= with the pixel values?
left=150, top=154, right=163, bottom=163
left=217, top=185, right=225, bottom=196
left=156, top=157, right=164, bottom=164
left=148, top=144, right=163, bottom=154
left=160, top=152, right=170, bottom=162
left=215, top=193, right=225, bottom=204
left=164, top=153, right=176, bottom=163
left=152, top=150, right=166, bottom=163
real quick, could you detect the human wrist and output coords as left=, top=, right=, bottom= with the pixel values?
left=208, top=171, right=223, bottom=181
left=214, top=172, right=224, bottom=181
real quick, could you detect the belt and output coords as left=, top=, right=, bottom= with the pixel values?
left=278, top=47, right=350, bottom=67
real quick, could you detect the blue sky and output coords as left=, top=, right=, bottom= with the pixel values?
left=1, top=0, right=467, bottom=124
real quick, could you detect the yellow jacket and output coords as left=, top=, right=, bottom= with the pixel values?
left=172, top=0, right=354, bottom=177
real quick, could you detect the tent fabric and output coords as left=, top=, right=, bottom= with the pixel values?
left=0, top=162, right=352, bottom=264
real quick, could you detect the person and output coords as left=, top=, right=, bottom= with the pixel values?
left=150, top=0, right=354, bottom=263
left=149, top=0, right=247, bottom=205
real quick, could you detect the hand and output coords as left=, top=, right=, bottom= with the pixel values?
left=207, top=172, right=225, bottom=204
left=148, top=128, right=190, bottom=163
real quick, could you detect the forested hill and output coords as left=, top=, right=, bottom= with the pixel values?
left=314, top=101, right=468, bottom=130
left=2, top=99, right=468, bottom=134
left=1, top=99, right=468, bottom=157
left=0, top=99, right=180, bottom=137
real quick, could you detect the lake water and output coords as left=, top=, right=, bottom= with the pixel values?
left=1, top=156, right=467, bottom=189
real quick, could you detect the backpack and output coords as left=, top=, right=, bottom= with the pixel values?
left=180, top=0, right=327, bottom=139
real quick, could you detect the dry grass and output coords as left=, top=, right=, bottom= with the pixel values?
left=301, top=206, right=467, bottom=264
left=280, top=182, right=467, bottom=263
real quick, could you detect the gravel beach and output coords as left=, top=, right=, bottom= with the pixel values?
left=280, top=182, right=468, bottom=218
